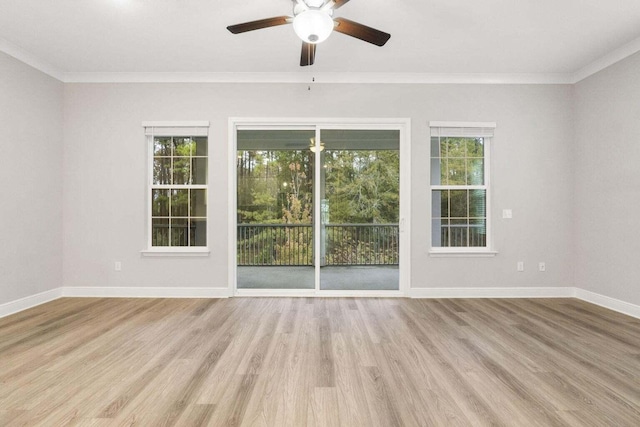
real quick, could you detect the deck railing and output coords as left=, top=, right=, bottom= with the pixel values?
left=324, top=224, right=399, bottom=265
left=237, top=224, right=313, bottom=266
left=237, top=223, right=399, bottom=266
left=440, top=224, right=486, bottom=247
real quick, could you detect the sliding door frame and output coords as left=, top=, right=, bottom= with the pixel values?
left=229, top=118, right=411, bottom=297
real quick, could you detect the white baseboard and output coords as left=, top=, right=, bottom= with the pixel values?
left=2, top=286, right=638, bottom=320
left=574, top=288, right=640, bottom=319
left=61, top=286, right=231, bottom=298
left=408, top=287, right=575, bottom=299
left=0, top=288, right=63, bottom=319
left=234, top=289, right=404, bottom=297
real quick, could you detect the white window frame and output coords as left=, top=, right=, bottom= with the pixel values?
left=429, top=121, right=496, bottom=257
left=141, top=121, right=210, bottom=257
left=228, top=117, right=412, bottom=296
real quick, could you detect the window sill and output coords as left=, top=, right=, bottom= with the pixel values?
left=141, top=248, right=210, bottom=257
left=429, top=250, right=497, bottom=258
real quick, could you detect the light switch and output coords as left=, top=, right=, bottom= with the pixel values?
left=502, top=209, right=513, bottom=219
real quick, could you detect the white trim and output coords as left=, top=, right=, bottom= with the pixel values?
left=408, top=287, right=575, bottom=299
left=429, top=121, right=497, bottom=129
left=141, top=121, right=210, bottom=128
left=2, top=287, right=638, bottom=319
left=62, top=287, right=231, bottom=298
left=574, top=288, right=640, bottom=319
left=235, top=289, right=316, bottom=297
left=140, top=249, right=210, bottom=257
left=572, top=35, right=640, bottom=83
left=235, top=289, right=404, bottom=298
left=0, top=37, right=64, bottom=81
left=429, top=125, right=493, bottom=252
left=63, top=72, right=574, bottom=85
left=398, top=119, right=412, bottom=295
left=145, top=128, right=210, bottom=251
left=228, top=118, right=238, bottom=297
left=314, top=127, right=321, bottom=292
left=228, top=118, right=411, bottom=297
left=0, top=288, right=63, bottom=319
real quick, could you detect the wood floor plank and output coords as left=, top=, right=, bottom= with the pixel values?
left=1, top=297, right=639, bottom=426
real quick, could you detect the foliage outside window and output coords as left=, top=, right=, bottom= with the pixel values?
left=146, top=125, right=208, bottom=248
left=236, top=131, right=399, bottom=266
left=237, top=149, right=314, bottom=265
left=430, top=123, right=494, bottom=250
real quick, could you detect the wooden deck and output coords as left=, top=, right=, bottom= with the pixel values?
left=0, top=297, right=639, bottom=426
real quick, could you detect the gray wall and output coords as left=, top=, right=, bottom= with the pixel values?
left=62, top=82, right=574, bottom=290
left=574, top=52, right=640, bottom=305
left=0, top=51, right=63, bottom=304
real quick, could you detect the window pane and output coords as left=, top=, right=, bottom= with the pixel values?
left=466, top=137, right=484, bottom=157
left=153, top=158, right=171, bottom=185
left=432, top=218, right=447, bottom=247
left=470, top=219, right=487, bottom=247
left=173, top=157, right=191, bottom=185
left=450, top=219, right=468, bottom=247
left=440, top=159, right=448, bottom=185
left=171, top=218, right=189, bottom=246
left=152, top=218, right=169, bottom=246
left=445, top=138, right=465, bottom=157
left=447, top=158, right=466, bottom=185
left=190, top=218, right=207, bottom=246
left=171, top=189, right=189, bottom=217
left=467, top=158, right=484, bottom=185
left=449, top=190, right=468, bottom=217
left=469, top=190, right=486, bottom=218
left=192, top=158, right=207, bottom=185
left=191, top=189, right=206, bottom=217
left=173, top=137, right=193, bottom=156
left=430, top=158, right=442, bottom=185
left=430, top=137, right=440, bottom=158
left=151, top=189, right=169, bottom=216
left=432, top=190, right=448, bottom=218
left=154, top=137, right=171, bottom=157
left=194, top=136, right=207, bottom=156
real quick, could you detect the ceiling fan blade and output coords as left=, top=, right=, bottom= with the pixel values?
left=300, top=42, right=316, bottom=66
left=227, top=16, right=291, bottom=34
left=333, top=17, right=391, bottom=46
left=323, top=0, right=351, bottom=10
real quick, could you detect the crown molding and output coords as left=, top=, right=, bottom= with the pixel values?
left=0, top=37, right=64, bottom=81
left=62, top=71, right=573, bottom=84
left=571, top=35, right=640, bottom=83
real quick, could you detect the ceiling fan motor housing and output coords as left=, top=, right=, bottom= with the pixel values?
left=293, top=9, right=334, bottom=44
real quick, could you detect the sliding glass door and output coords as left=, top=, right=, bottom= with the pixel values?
left=236, top=129, right=315, bottom=289
left=318, top=130, right=400, bottom=291
left=234, top=124, right=403, bottom=293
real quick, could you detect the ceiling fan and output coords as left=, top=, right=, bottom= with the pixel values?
left=227, top=0, right=391, bottom=66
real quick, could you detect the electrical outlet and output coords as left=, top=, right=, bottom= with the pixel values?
left=517, top=261, right=524, bottom=272
left=539, top=262, right=546, bottom=272
left=115, top=261, right=122, bottom=271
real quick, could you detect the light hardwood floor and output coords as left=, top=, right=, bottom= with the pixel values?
left=0, top=297, right=639, bottom=426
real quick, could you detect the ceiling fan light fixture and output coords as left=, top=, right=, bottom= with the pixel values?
left=293, top=9, right=334, bottom=44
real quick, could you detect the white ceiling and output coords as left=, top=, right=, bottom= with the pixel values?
left=1, top=0, right=640, bottom=81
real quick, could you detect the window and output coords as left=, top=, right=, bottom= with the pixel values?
left=144, top=122, right=209, bottom=250
left=430, top=122, right=494, bottom=251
